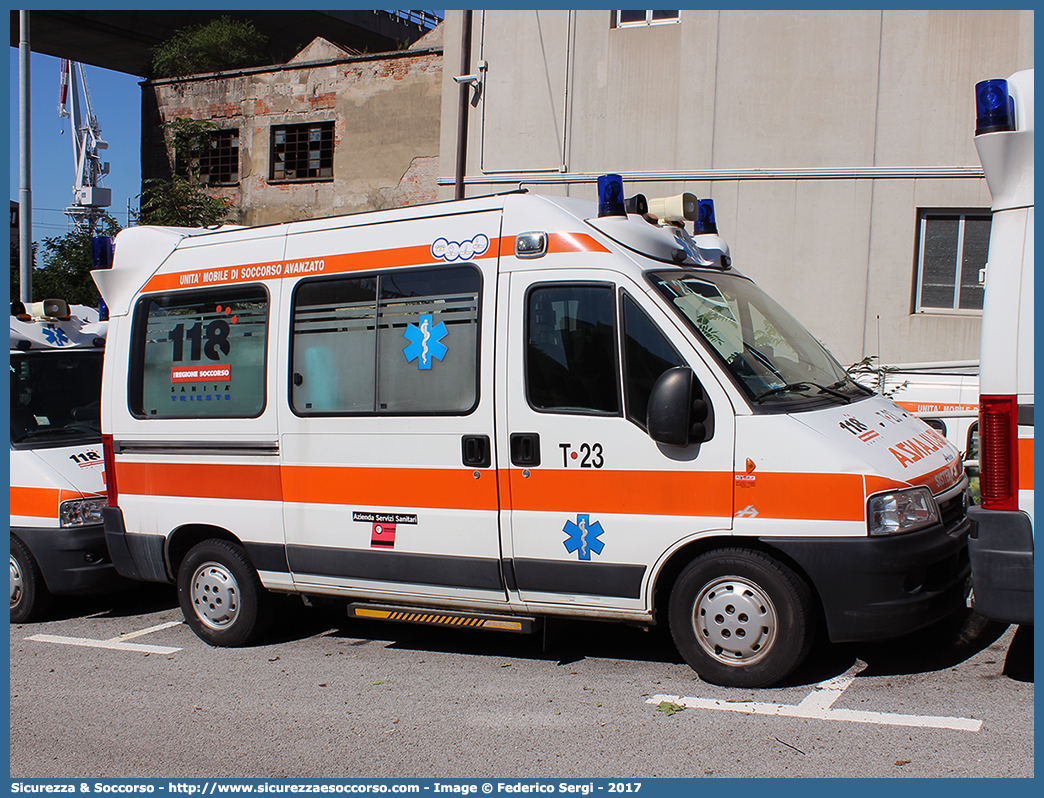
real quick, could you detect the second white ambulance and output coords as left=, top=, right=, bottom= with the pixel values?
left=93, top=177, right=971, bottom=687
left=10, top=300, right=119, bottom=621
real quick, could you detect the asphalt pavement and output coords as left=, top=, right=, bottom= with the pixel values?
left=8, top=584, right=1034, bottom=779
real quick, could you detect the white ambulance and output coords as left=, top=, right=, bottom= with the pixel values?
left=967, top=69, right=1034, bottom=625
left=93, top=176, right=971, bottom=688
left=10, top=299, right=120, bottom=621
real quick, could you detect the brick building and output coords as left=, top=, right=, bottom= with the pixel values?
left=141, top=25, right=442, bottom=226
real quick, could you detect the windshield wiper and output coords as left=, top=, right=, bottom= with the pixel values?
left=11, top=425, right=98, bottom=444
left=756, top=381, right=852, bottom=404
left=837, top=376, right=874, bottom=396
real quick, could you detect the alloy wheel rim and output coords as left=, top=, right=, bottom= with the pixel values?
left=692, top=576, right=778, bottom=666
left=190, top=562, right=241, bottom=630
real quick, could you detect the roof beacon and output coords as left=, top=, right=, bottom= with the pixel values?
left=689, top=198, right=731, bottom=270
left=693, top=199, right=718, bottom=235
left=597, top=174, right=627, bottom=217
left=975, top=79, right=1016, bottom=135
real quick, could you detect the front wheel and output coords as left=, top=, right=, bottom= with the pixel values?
left=177, top=539, right=270, bottom=647
left=11, top=535, right=51, bottom=623
left=669, top=548, right=815, bottom=688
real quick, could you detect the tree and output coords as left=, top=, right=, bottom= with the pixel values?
left=138, top=175, right=232, bottom=227
left=137, top=118, right=233, bottom=227
left=20, top=215, right=122, bottom=307
left=11, top=240, right=28, bottom=302
left=152, top=16, right=269, bottom=78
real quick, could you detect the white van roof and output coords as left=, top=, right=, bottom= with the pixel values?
left=10, top=304, right=107, bottom=352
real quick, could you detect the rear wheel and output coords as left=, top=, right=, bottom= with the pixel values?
left=11, top=534, right=51, bottom=623
left=669, top=548, right=815, bottom=688
left=177, top=539, right=269, bottom=647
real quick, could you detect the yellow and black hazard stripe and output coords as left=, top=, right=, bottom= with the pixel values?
left=348, top=604, right=533, bottom=633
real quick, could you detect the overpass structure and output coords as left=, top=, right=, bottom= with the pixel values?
left=10, top=10, right=440, bottom=76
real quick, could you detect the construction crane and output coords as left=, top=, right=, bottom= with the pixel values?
left=58, top=58, right=111, bottom=232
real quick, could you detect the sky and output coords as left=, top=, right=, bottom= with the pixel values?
left=9, top=48, right=143, bottom=243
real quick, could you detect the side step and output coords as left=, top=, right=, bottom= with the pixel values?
left=347, top=603, right=537, bottom=634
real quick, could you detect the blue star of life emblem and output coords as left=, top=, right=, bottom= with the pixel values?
left=563, top=513, right=605, bottom=561
left=403, top=313, right=448, bottom=370
left=41, top=325, right=71, bottom=347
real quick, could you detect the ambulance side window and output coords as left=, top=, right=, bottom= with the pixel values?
left=526, top=283, right=620, bottom=414
left=621, top=294, right=686, bottom=428
left=291, top=266, right=481, bottom=415
left=131, top=286, right=269, bottom=419
left=292, top=276, right=378, bottom=413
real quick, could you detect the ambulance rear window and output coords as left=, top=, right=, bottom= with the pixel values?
left=130, top=286, right=269, bottom=419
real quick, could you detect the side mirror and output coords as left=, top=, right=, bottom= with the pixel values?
left=647, top=367, right=712, bottom=446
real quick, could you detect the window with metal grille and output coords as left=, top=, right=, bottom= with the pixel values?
left=174, top=129, right=239, bottom=185
left=615, top=10, right=679, bottom=27
left=270, top=122, right=334, bottom=182
left=914, top=211, right=990, bottom=313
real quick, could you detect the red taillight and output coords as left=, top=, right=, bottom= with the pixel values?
left=979, top=395, right=1019, bottom=511
left=102, top=433, right=119, bottom=507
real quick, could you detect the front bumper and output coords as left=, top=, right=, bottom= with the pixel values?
left=11, top=523, right=127, bottom=595
left=966, top=505, right=1034, bottom=625
left=765, top=513, right=971, bottom=643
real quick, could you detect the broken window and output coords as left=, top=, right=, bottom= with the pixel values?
left=271, top=122, right=335, bottom=181
left=175, top=128, right=239, bottom=185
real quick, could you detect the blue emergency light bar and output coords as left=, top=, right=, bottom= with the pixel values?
left=693, top=199, right=718, bottom=235
left=975, top=79, right=1016, bottom=135
left=597, top=174, right=627, bottom=217
left=91, top=236, right=114, bottom=270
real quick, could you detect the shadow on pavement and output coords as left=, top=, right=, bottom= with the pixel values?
left=260, top=596, right=682, bottom=666
left=30, top=581, right=179, bottom=622
left=787, top=607, right=1017, bottom=687
left=19, top=584, right=1031, bottom=689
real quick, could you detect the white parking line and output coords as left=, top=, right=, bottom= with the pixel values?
left=110, top=620, right=183, bottom=642
left=27, top=620, right=183, bottom=655
left=648, top=662, right=983, bottom=732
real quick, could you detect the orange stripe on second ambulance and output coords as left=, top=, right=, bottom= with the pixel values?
left=10, top=486, right=60, bottom=519
left=9, top=487, right=101, bottom=520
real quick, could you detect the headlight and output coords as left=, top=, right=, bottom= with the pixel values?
left=867, top=487, right=940, bottom=536
left=59, top=497, right=106, bottom=527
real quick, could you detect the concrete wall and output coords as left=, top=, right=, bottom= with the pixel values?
left=143, top=34, right=443, bottom=227
left=439, top=10, right=1033, bottom=365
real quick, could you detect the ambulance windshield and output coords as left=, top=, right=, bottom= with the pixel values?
left=10, top=350, right=104, bottom=446
left=651, top=271, right=870, bottom=407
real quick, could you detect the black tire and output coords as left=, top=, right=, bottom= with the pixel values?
left=177, top=539, right=270, bottom=647
left=11, top=534, right=51, bottom=623
left=668, top=548, right=815, bottom=688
